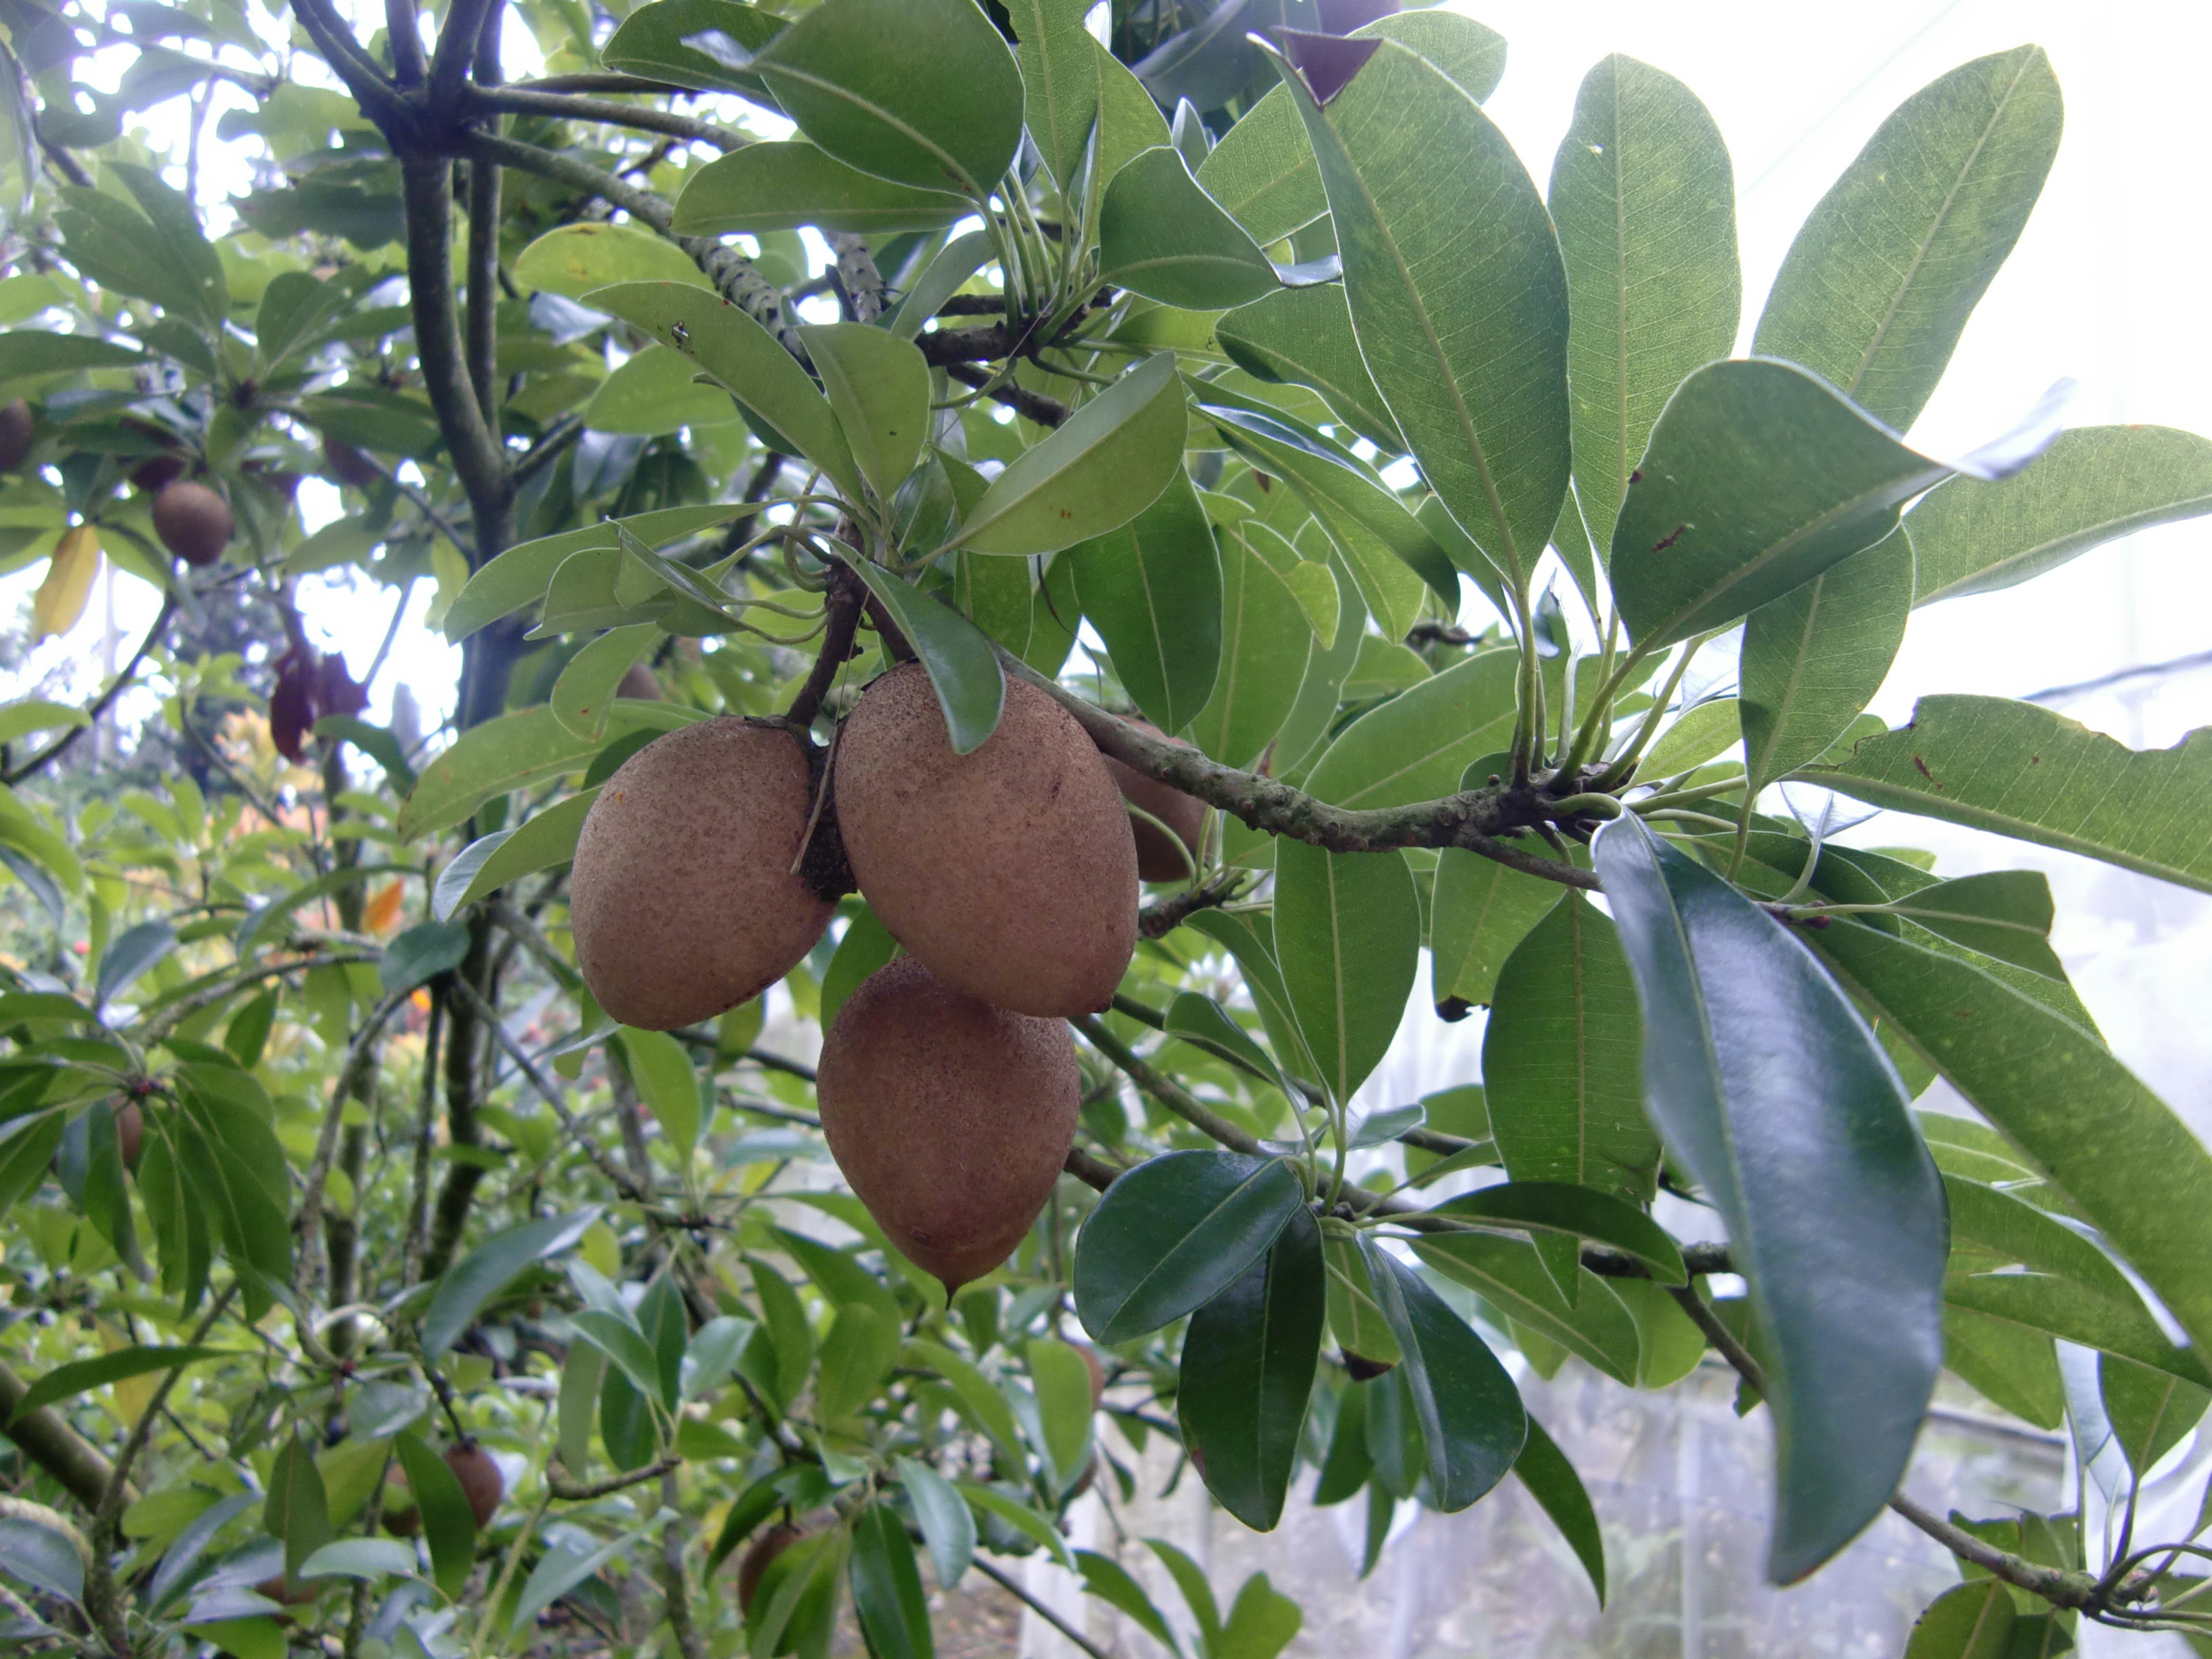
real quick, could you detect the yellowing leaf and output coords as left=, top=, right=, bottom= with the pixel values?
left=363, top=880, right=405, bottom=936
left=33, top=526, right=101, bottom=641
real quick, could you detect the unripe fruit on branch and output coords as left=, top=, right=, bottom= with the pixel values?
left=152, top=480, right=233, bottom=567
left=736, top=1521, right=807, bottom=1615
left=129, top=452, right=187, bottom=494
left=1101, top=722, right=1207, bottom=882
left=115, top=1101, right=142, bottom=1171
left=444, top=1440, right=503, bottom=1527
left=816, top=956, right=1080, bottom=1293
left=570, top=718, right=834, bottom=1031
left=0, top=400, right=31, bottom=472
left=835, top=664, right=1137, bottom=1017
left=321, top=437, right=382, bottom=490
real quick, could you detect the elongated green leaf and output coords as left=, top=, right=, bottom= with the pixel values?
left=1550, top=54, right=1740, bottom=560
left=1430, top=840, right=1574, bottom=1014
left=815, top=1304, right=898, bottom=1422
left=553, top=626, right=662, bottom=743
left=1075, top=1551, right=1182, bottom=1657
left=1177, top=1208, right=1323, bottom=1531
left=1611, top=359, right=1948, bottom=647
left=1005, top=0, right=1097, bottom=188
left=1800, top=695, right=2212, bottom=893
left=0, top=333, right=142, bottom=377
left=1641, top=696, right=1741, bottom=780
left=433, top=790, right=598, bottom=922
left=886, top=231, right=994, bottom=340
left=1181, top=533, right=1309, bottom=770
left=951, top=352, right=1185, bottom=555
left=394, top=1433, right=476, bottom=1600
left=1942, top=1305, right=2063, bottom=1430
left=797, top=323, right=929, bottom=504
left=512, top=1529, right=635, bottom=1635
left=1024, top=1338, right=1095, bottom=1490
left=1945, top=1173, right=2133, bottom=1300
left=1944, top=1273, right=2207, bottom=1387
left=1738, top=527, right=1912, bottom=794
left=1304, top=649, right=1520, bottom=810
left=1753, top=47, right=2061, bottom=432
left=1218, top=284, right=1402, bottom=453
left=673, top=142, right=967, bottom=235
left=1903, top=1580, right=2017, bottom=1659
left=1274, top=32, right=1570, bottom=594
left=1100, top=146, right=1277, bottom=310
left=1185, top=911, right=1319, bottom=1086
left=1218, top=1572, right=1301, bottom=1659
left=1273, top=840, right=1418, bottom=1106
left=1070, top=469, right=1223, bottom=733
left=267, top=1433, right=332, bottom=1585
left=1907, top=425, right=2212, bottom=605
left=832, top=558, right=1004, bottom=754
left=445, top=505, right=751, bottom=642
left=895, top=1457, right=974, bottom=1589
left=1073, top=1151, right=1304, bottom=1343
left=99, top=919, right=176, bottom=1003
left=619, top=1029, right=700, bottom=1155
left=586, top=281, right=862, bottom=501
left=957, top=1483, right=1070, bottom=1567
left=12, top=1347, right=233, bottom=1422
left=850, top=1501, right=932, bottom=1659
left=585, top=344, right=740, bottom=436
left=1593, top=814, right=1946, bottom=1582
left=752, top=0, right=1021, bottom=195
left=1431, top=1183, right=1685, bottom=1286
left=514, top=222, right=714, bottom=301
left=402, top=706, right=630, bottom=839
left=1410, top=1232, right=1642, bottom=1384
left=1812, top=915, right=2212, bottom=1367
left=903, top=1340, right=1022, bottom=1467
left=599, top=0, right=783, bottom=96
left=1361, top=1242, right=1526, bottom=1512
left=1515, top=1414, right=1605, bottom=1606
left=2101, top=1355, right=2210, bottom=1476
left=422, top=1210, right=598, bottom=1357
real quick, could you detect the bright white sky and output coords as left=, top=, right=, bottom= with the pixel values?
left=7, top=0, right=2209, bottom=1121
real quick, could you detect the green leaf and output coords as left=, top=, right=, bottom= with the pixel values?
left=1942, top=1305, right=2063, bottom=1430
left=894, top=1457, right=974, bottom=1589
left=1145, top=1540, right=1221, bottom=1649
left=1025, top=1337, right=1095, bottom=1490
left=1945, top=1174, right=2134, bottom=1301
left=1323, top=1238, right=1399, bottom=1371
left=1514, top=1414, right=1605, bottom=1607
left=815, top=1304, right=899, bottom=1422
left=1274, top=32, right=1570, bottom=596
left=0, top=700, right=90, bottom=747
left=400, top=704, right=643, bottom=839
left=1799, top=696, right=2212, bottom=893
left=1753, top=47, right=2061, bottom=433
left=513, top=222, right=713, bottom=301
left=1641, top=696, right=1743, bottom=780
left=1184, top=528, right=1313, bottom=770
left=1361, top=1241, right=1527, bottom=1513
left=1177, top=1207, right=1323, bottom=1531
left=950, top=353, right=1187, bottom=556
left=619, top=1029, right=700, bottom=1156
left=266, top=1432, right=333, bottom=1584
left=422, top=1210, right=598, bottom=1357
left=1410, top=1232, right=1641, bottom=1384
left=1216, top=1572, right=1302, bottom=1659
left=1812, top=915, right=2212, bottom=1369
left=1304, top=649, right=1521, bottom=810
left=0, top=333, right=142, bottom=378
left=446, top=505, right=753, bottom=642
left=886, top=231, right=995, bottom=341
left=584, top=344, right=740, bottom=437
left=1070, top=469, right=1222, bottom=734
left=821, top=903, right=898, bottom=1030
left=2100, top=1355, right=2209, bottom=1476
left=1430, top=840, right=1574, bottom=1014
left=394, top=1432, right=476, bottom=1600
left=599, top=0, right=783, bottom=94
left=1550, top=54, right=1741, bottom=564
left=1099, top=147, right=1278, bottom=310
left=1217, top=284, right=1402, bottom=453
left=797, top=324, right=930, bottom=503
left=585, top=281, right=862, bottom=501
left=673, top=142, right=968, bottom=236
left=1480, top=892, right=1654, bottom=1210
left=1904, top=1581, right=2017, bottom=1659
left=1195, top=11, right=1505, bottom=246
left=1738, top=527, right=1912, bottom=795
left=109, top=165, right=227, bottom=324
left=434, top=791, right=598, bottom=922
left=298, top=1539, right=417, bottom=1582
left=98, top=919, right=176, bottom=1003
left=850, top=1501, right=932, bottom=1659
left=1004, top=0, right=1097, bottom=188
left=512, top=1529, right=635, bottom=1635
left=752, top=0, right=1022, bottom=195
left=554, top=628, right=662, bottom=744
left=1907, top=425, right=2212, bottom=605
left=957, top=1483, right=1071, bottom=1567
left=0, top=1512, right=82, bottom=1605
left=11, top=1347, right=233, bottom=1422
left=1075, top=1551, right=1181, bottom=1658
left=1073, top=1150, right=1304, bottom=1343
left=830, top=555, right=1004, bottom=754
left=1592, top=814, right=1946, bottom=1582
left=574, top=1308, right=671, bottom=1408
left=1430, top=1183, right=1686, bottom=1286
left=1946, top=1274, right=2207, bottom=1388
left=378, top=919, right=470, bottom=996
left=1611, top=359, right=1948, bottom=648
left=903, top=1340, right=1023, bottom=1468
left=1185, top=911, right=1320, bottom=1086
left=1273, top=840, right=1418, bottom=1105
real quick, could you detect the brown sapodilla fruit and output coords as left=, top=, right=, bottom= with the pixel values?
left=444, top=1440, right=503, bottom=1528
left=152, top=479, right=233, bottom=567
left=570, top=717, right=833, bottom=1031
left=1102, top=722, right=1207, bottom=882
left=115, top=1100, right=143, bottom=1171
left=321, top=437, right=382, bottom=490
left=835, top=663, right=1137, bottom=1016
left=736, top=1522, right=807, bottom=1614
left=129, top=452, right=187, bottom=494
left=0, top=400, right=31, bottom=472
left=816, top=956, right=1080, bottom=1293
left=613, top=662, right=661, bottom=702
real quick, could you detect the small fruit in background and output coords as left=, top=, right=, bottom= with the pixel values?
left=128, top=451, right=187, bottom=494
left=736, top=1521, right=808, bottom=1615
left=380, top=1474, right=421, bottom=1537
left=153, top=479, right=233, bottom=567
left=444, top=1439, right=503, bottom=1527
left=0, top=400, right=31, bottom=471
left=1101, top=721, right=1208, bottom=882
left=321, top=437, right=382, bottom=489
left=114, top=1100, right=142, bottom=1171
left=614, top=662, right=661, bottom=701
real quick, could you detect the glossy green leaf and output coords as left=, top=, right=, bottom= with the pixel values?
left=1275, top=32, right=1570, bottom=596
left=1272, top=840, right=1418, bottom=1106
left=422, top=1211, right=598, bottom=1357
left=1073, top=1150, right=1304, bottom=1343
left=1431, top=1183, right=1685, bottom=1287
left=392, top=1437, right=474, bottom=1599
left=1183, top=530, right=1312, bottom=770
left=1753, top=47, right=2061, bottom=433
left=1217, top=283, right=1402, bottom=453
left=957, top=1483, right=1071, bottom=1568
left=951, top=352, right=1185, bottom=556
left=513, top=223, right=713, bottom=301
left=400, top=703, right=634, bottom=840
left=904, top=1341, right=1022, bottom=1468
left=886, top=231, right=995, bottom=340
left=1738, top=527, right=1912, bottom=794
left=820, top=903, right=897, bottom=1030
left=1004, top=0, right=1097, bottom=188
left=1430, top=839, right=1576, bottom=1014
left=584, top=344, right=738, bottom=435
left=1482, top=892, right=1656, bottom=1205
left=585, top=281, right=862, bottom=502
left=599, top=0, right=783, bottom=96
left=2100, top=1355, right=2209, bottom=1476
left=98, top=919, right=176, bottom=1003
left=1813, top=914, right=2212, bottom=1366
left=553, top=626, right=662, bottom=743
left=895, top=1456, right=974, bottom=1589
left=1641, top=696, right=1743, bottom=779
left=1945, top=1274, right=2207, bottom=1388
left=1075, top=1551, right=1182, bottom=1657
left=1324, top=1238, right=1399, bottom=1371
left=831, top=556, right=1004, bottom=755
left=1611, top=359, right=1948, bottom=647
left=1515, top=1414, right=1605, bottom=1606
left=1361, top=1241, right=1527, bottom=1512
left=511, top=1528, right=635, bottom=1636
left=1907, top=425, right=2212, bottom=605
left=1593, top=814, right=1946, bottom=1582
left=816, top=1304, right=899, bottom=1422
left=752, top=0, right=1021, bottom=195
left=297, top=1538, right=416, bottom=1582
left=1099, top=146, right=1278, bottom=310
left=1944, top=1174, right=2134, bottom=1302
left=1800, top=695, right=2212, bottom=894
left=444, top=505, right=753, bottom=642
left=0, top=1512, right=81, bottom=1605
left=1304, top=648, right=1521, bottom=810
left=1550, top=54, right=1740, bottom=560
left=377, top=919, right=469, bottom=996
left=1217, top=1571, right=1301, bottom=1659
left=1069, top=469, right=1224, bottom=733
left=573, top=1308, right=669, bottom=1408
left=1185, top=911, right=1320, bottom=1086
left=1903, top=1580, right=2016, bottom=1659
left=850, top=1501, right=932, bottom=1659
left=1410, top=1232, right=1642, bottom=1385
left=1942, top=1305, right=2063, bottom=1430
left=673, top=142, right=967, bottom=235
left=266, top=1433, right=332, bottom=1584
left=798, top=324, right=930, bottom=503
left=619, top=1028, right=700, bottom=1155
left=1025, top=1338, right=1096, bottom=1490
left=433, top=790, right=597, bottom=922
left=11, top=1346, right=233, bottom=1422
left=0, top=333, right=143, bottom=377
left=1177, top=1207, right=1323, bottom=1531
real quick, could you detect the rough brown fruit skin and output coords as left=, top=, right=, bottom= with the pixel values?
left=115, top=1100, right=142, bottom=1171
left=0, top=400, right=31, bottom=472
left=570, top=718, right=833, bottom=1031
left=444, top=1441, right=503, bottom=1528
left=152, top=480, right=233, bottom=567
left=816, top=956, right=1080, bottom=1293
left=1102, top=722, right=1207, bottom=882
left=736, top=1522, right=806, bottom=1615
left=252, top=1575, right=321, bottom=1607
left=836, top=663, right=1137, bottom=1016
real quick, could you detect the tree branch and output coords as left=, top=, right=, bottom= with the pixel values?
left=0, top=1364, right=129, bottom=1511
left=399, top=156, right=512, bottom=557
left=827, top=233, right=884, bottom=323
left=782, top=566, right=864, bottom=730
left=972, top=1558, right=1111, bottom=1659
left=1137, top=869, right=1248, bottom=939
left=2, top=593, right=176, bottom=785
left=944, top=362, right=1069, bottom=428
left=470, top=87, right=747, bottom=150
left=427, top=0, right=497, bottom=101
left=1071, top=1016, right=1266, bottom=1156
left=385, top=0, right=426, bottom=83
left=289, top=0, right=400, bottom=120
left=464, top=1, right=506, bottom=442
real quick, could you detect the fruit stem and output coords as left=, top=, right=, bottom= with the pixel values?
left=781, top=565, right=866, bottom=732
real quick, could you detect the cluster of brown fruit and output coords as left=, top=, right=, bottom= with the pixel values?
left=0, top=400, right=236, bottom=566
left=569, top=661, right=1206, bottom=1290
